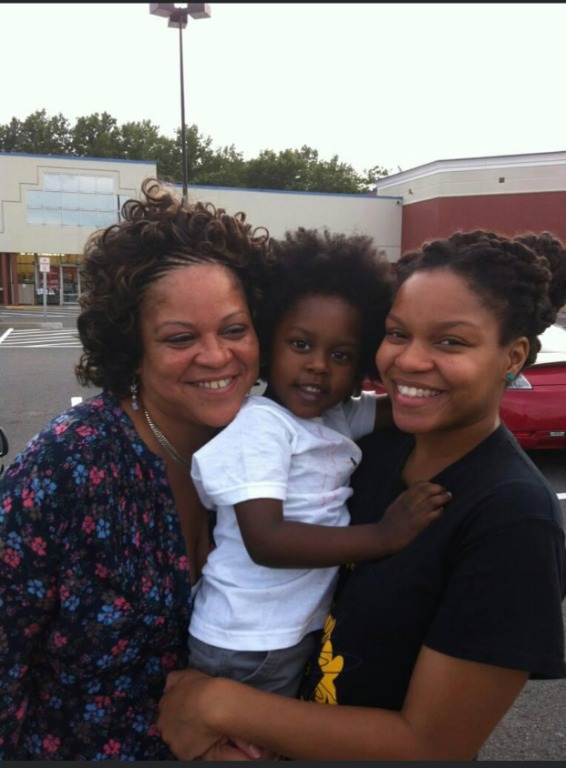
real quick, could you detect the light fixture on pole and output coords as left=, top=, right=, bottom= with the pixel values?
left=149, top=3, right=211, bottom=200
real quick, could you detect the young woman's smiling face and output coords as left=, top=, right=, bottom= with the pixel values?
left=138, top=263, right=259, bottom=436
left=267, top=294, right=362, bottom=420
left=376, top=269, right=528, bottom=442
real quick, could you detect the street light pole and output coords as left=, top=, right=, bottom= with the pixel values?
left=149, top=3, right=211, bottom=201
left=177, top=17, right=188, bottom=199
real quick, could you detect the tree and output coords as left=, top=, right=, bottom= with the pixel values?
left=151, top=134, right=179, bottom=183
left=243, top=145, right=365, bottom=194
left=191, top=143, right=247, bottom=188
left=360, top=163, right=390, bottom=191
left=118, top=120, right=181, bottom=183
left=244, top=148, right=304, bottom=191
left=119, top=119, right=162, bottom=161
left=0, top=117, right=25, bottom=153
left=70, top=112, right=122, bottom=158
left=304, top=150, right=365, bottom=194
left=0, top=109, right=72, bottom=155
left=0, top=110, right=387, bottom=195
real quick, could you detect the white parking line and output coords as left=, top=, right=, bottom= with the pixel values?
left=0, top=328, right=80, bottom=348
left=558, top=493, right=566, bottom=500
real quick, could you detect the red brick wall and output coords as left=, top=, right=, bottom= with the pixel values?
left=401, top=191, right=566, bottom=254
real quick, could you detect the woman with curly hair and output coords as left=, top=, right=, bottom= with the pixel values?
left=158, top=229, right=566, bottom=761
left=0, top=178, right=270, bottom=760
left=186, top=227, right=449, bottom=699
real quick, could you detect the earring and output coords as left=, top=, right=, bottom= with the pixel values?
left=130, top=378, right=139, bottom=411
left=506, top=372, right=515, bottom=383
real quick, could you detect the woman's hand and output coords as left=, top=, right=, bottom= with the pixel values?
left=199, top=736, right=277, bottom=761
left=158, top=669, right=274, bottom=761
left=158, top=669, right=224, bottom=759
left=195, top=736, right=270, bottom=761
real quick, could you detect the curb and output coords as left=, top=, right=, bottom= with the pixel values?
left=0, top=322, right=63, bottom=330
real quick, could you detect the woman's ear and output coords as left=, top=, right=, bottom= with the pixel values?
left=507, top=336, right=530, bottom=377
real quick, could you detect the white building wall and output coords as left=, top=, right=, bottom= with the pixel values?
left=0, top=153, right=155, bottom=254
left=373, top=151, right=566, bottom=205
left=0, top=153, right=402, bottom=262
left=186, top=185, right=402, bottom=262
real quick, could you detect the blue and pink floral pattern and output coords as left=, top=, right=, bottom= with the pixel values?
left=0, top=392, right=192, bottom=759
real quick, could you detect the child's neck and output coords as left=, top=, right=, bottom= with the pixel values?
left=262, top=384, right=282, bottom=407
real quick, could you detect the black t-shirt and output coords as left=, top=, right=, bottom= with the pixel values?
left=300, top=424, right=566, bottom=709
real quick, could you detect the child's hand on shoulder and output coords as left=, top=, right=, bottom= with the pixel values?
left=375, top=481, right=451, bottom=555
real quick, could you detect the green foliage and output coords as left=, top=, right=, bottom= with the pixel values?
left=0, top=109, right=390, bottom=194
left=0, top=109, right=72, bottom=155
left=243, top=146, right=368, bottom=193
left=70, top=112, right=121, bottom=158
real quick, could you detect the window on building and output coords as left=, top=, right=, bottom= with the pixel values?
left=26, top=173, right=120, bottom=227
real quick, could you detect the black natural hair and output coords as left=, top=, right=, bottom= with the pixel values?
left=75, top=177, right=270, bottom=397
left=513, top=231, right=566, bottom=314
left=257, top=227, right=394, bottom=388
left=396, top=229, right=566, bottom=369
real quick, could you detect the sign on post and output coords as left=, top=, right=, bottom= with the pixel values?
left=38, top=256, right=51, bottom=320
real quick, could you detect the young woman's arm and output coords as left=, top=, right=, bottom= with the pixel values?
left=234, top=482, right=450, bottom=568
left=157, top=647, right=527, bottom=761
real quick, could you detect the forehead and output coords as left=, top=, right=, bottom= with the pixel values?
left=394, top=269, right=502, bottom=328
left=149, top=263, right=245, bottom=306
left=288, top=293, right=359, bottom=316
left=397, top=269, right=481, bottom=308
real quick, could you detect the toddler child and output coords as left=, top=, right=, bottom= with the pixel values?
left=188, top=228, right=450, bottom=696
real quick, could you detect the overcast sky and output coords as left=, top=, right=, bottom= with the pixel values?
left=2, top=2, right=566, bottom=176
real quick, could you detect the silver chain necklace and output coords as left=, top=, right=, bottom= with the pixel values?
left=143, top=408, right=192, bottom=471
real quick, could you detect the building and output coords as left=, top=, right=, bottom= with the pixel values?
left=2, top=148, right=566, bottom=307
left=0, top=152, right=402, bottom=306
left=0, top=153, right=155, bottom=306
left=373, top=150, right=566, bottom=253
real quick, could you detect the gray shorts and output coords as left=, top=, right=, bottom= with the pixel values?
left=187, top=630, right=318, bottom=698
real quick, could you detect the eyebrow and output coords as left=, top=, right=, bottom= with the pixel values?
left=387, top=313, right=480, bottom=331
left=287, top=325, right=360, bottom=347
left=158, top=310, right=251, bottom=329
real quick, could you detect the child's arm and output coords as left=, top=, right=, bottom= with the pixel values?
left=234, top=482, right=451, bottom=568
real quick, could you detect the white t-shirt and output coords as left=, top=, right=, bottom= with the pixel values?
left=189, top=393, right=376, bottom=651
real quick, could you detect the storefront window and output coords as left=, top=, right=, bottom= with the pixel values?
left=16, top=253, right=81, bottom=306
left=26, top=173, right=119, bottom=227
left=16, top=253, right=37, bottom=305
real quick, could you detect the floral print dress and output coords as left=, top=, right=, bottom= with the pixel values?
left=0, top=391, right=192, bottom=759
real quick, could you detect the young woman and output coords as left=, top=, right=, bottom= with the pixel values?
left=187, top=228, right=448, bottom=697
left=0, top=179, right=270, bottom=760
left=157, top=229, right=566, bottom=761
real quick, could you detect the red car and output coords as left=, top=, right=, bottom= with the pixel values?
left=364, top=323, right=566, bottom=451
left=501, top=323, right=566, bottom=450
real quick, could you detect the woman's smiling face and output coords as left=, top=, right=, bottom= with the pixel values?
left=376, top=268, right=528, bottom=441
left=137, top=262, right=259, bottom=433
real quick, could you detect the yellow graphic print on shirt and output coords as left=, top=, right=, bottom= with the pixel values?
left=313, top=614, right=344, bottom=705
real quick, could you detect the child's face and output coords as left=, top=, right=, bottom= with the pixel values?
left=267, top=294, right=362, bottom=419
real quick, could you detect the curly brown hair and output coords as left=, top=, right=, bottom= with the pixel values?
left=396, top=229, right=566, bottom=369
left=257, top=227, right=394, bottom=386
left=75, top=178, right=270, bottom=396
